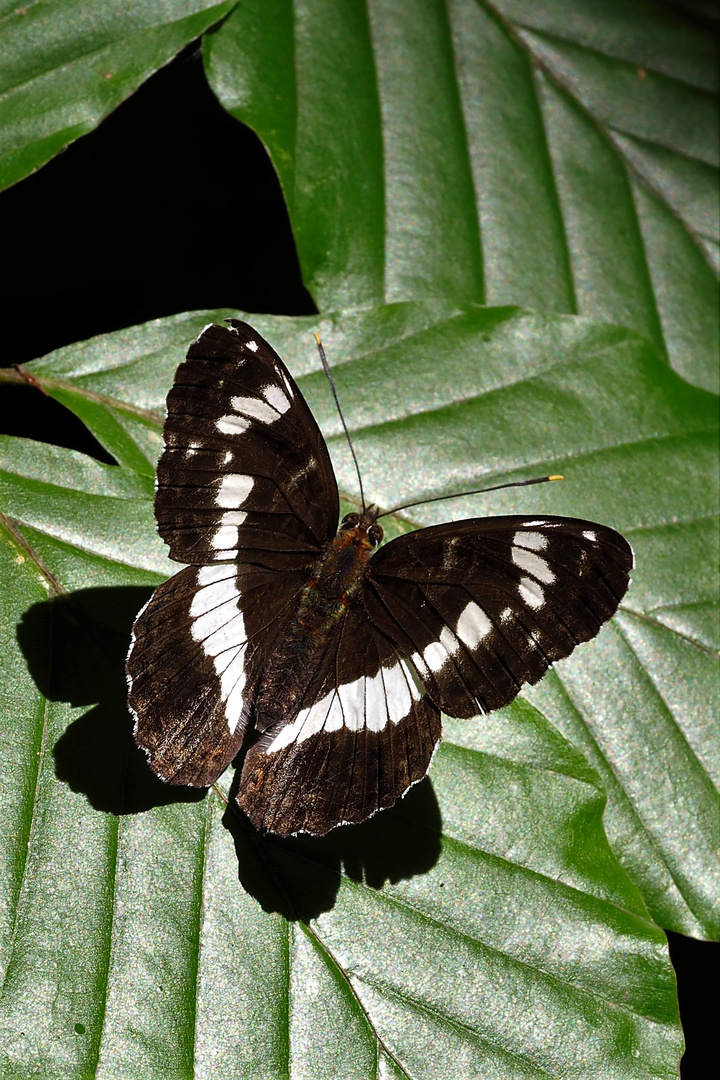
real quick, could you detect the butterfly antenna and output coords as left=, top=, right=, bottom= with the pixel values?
left=314, top=332, right=366, bottom=510
left=378, top=475, right=564, bottom=518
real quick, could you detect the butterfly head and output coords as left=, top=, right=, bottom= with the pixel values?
left=340, top=506, right=384, bottom=548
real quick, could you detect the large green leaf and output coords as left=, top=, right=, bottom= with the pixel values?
left=0, top=303, right=716, bottom=1075
left=0, top=542, right=681, bottom=1077
left=204, top=0, right=718, bottom=391
left=2, top=307, right=717, bottom=943
left=0, top=0, right=235, bottom=191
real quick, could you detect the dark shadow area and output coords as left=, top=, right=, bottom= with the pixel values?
left=17, top=586, right=206, bottom=814
left=223, top=771, right=443, bottom=921
left=0, top=382, right=117, bottom=465
left=0, top=42, right=315, bottom=367
left=0, top=38, right=315, bottom=450
left=667, top=930, right=720, bottom=1080
left=660, top=0, right=720, bottom=35
left=18, top=584, right=442, bottom=920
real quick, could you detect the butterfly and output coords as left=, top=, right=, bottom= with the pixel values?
left=126, top=319, right=633, bottom=837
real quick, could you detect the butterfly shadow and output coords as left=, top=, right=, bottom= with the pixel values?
left=222, top=768, right=443, bottom=922
left=18, top=585, right=443, bottom=921
left=17, top=586, right=206, bottom=814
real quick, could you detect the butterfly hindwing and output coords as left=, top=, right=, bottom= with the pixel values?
left=127, top=556, right=307, bottom=786
left=365, top=516, right=633, bottom=717
left=236, top=603, right=441, bottom=837
left=155, top=320, right=339, bottom=570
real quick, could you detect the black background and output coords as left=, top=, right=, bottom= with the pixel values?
left=0, top=40, right=717, bottom=1078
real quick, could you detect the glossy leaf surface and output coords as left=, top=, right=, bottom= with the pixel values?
left=205, top=0, right=719, bottom=391
left=0, top=0, right=234, bottom=191
left=1, top=302, right=716, bottom=1075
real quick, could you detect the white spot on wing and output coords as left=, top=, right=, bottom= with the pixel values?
left=519, top=577, right=545, bottom=609
left=197, top=564, right=236, bottom=588
left=189, top=566, right=248, bottom=733
left=266, top=695, right=332, bottom=752
left=219, top=649, right=247, bottom=699
left=511, top=545, right=555, bottom=584
left=422, top=641, right=448, bottom=673
left=411, top=650, right=428, bottom=677
left=363, top=669, right=386, bottom=730
left=325, top=694, right=348, bottom=733
left=196, top=610, right=246, bottom=656
left=380, top=660, right=418, bottom=727
left=230, top=395, right=280, bottom=423
left=456, top=602, right=492, bottom=649
left=246, top=339, right=259, bottom=352
left=339, top=678, right=365, bottom=732
left=211, top=520, right=240, bottom=550
left=216, top=473, right=254, bottom=508
left=583, top=529, right=597, bottom=541
left=264, top=659, right=419, bottom=753
left=190, top=576, right=239, bottom=618
left=422, top=627, right=460, bottom=672
left=225, top=669, right=247, bottom=734
left=439, top=625, right=459, bottom=654
left=216, top=414, right=251, bottom=436
left=190, top=597, right=239, bottom=642
left=261, top=383, right=291, bottom=414
left=513, top=530, right=548, bottom=551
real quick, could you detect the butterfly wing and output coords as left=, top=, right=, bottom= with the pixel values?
left=236, top=603, right=441, bottom=837
left=155, top=320, right=339, bottom=569
left=364, top=516, right=633, bottom=718
left=128, top=321, right=339, bottom=786
left=127, top=563, right=306, bottom=784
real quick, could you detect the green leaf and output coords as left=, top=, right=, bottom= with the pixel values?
left=0, top=528, right=681, bottom=1074
left=2, top=306, right=717, bottom=942
left=204, top=0, right=718, bottom=391
left=1, top=303, right=715, bottom=1074
left=0, top=0, right=235, bottom=192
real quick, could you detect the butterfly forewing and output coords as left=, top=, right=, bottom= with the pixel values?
left=365, top=517, right=633, bottom=718
left=128, top=319, right=340, bottom=788
left=236, top=603, right=441, bottom=837
left=155, top=320, right=339, bottom=569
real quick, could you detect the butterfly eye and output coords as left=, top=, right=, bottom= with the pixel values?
left=368, top=524, right=384, bottom=547
left=341, top=513, right=361, bottom=530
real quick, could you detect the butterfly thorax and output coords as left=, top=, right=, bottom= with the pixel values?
left=253, top=512, right=383, bottom=733
left=308, top=514, right=381, bottom=600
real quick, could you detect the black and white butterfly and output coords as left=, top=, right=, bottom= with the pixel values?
left=126, top=320, right=633, bottom=837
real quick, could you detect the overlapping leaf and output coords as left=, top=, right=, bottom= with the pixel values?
left=205, top=0, right=719, bottom=391
left=0, top=304, right=704, bottom=1075
left=0, top=0, right=234, bottom=191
